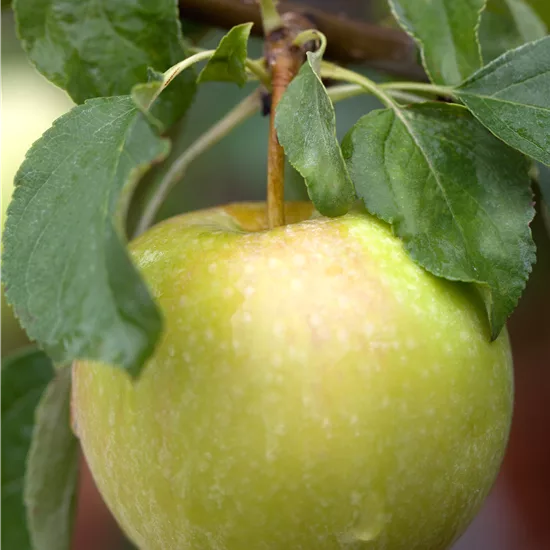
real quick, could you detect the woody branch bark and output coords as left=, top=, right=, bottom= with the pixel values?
left=179, top=0, right=425, bottom=80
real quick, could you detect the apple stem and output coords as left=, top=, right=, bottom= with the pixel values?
left=262, top=5, right=310, bottom=228
left=266, top=47, right=295, bottom=228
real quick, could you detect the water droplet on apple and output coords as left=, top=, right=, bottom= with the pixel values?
left=343, top=517, right=384, bottom=544
left=339, top=491, right=386, bottom=544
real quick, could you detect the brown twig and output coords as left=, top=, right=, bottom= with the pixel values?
left=266, top=58, right=288, bottom=229
left=179, top=0, right=425, bottom=80
left=264, top=14, right=309, bottom=228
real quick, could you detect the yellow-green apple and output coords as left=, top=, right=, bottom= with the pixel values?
left=1, top=64, right=73, bottom=354
left=72, top=202, right=513, bottom=550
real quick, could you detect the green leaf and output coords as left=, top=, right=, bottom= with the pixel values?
left=2, top=96, right=168, bottom=376
left=132, top=69, right=183, bottom=133
left=342, top=102, right=535, bottom=338
left=275, top=50, right=356, bottom=217
left=455, top=36, right=550, bottom=165
left=389, top=0, right=485, bottom=85
left=1, top=348, right=54, bottom=550
left=132, top=81, right=166, bottom=132
left=25, top=366, right=79, bottom=550
left=198, top=23, right=253, bottom=86
left=132, top=22, right=256, bottom=131
left=480, top=0, right=547, bottom=62
left=14, top=0, right=195, bottom=127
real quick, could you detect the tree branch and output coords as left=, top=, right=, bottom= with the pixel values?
left=179, top=0, right=425, bottom=80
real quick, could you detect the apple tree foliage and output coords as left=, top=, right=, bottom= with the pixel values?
left=1, top=0, right=549, bottom=547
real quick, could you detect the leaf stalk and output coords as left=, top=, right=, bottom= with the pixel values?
left=134, top=91, right=261, bottom=237
left=380, top=81, right=454, bottom=98
left=320, top=62, right=397, bottom=109
left=326, top=84, right=426, bottom=105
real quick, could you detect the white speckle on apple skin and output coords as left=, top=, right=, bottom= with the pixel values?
left=73, top=202, right=513, bottom=550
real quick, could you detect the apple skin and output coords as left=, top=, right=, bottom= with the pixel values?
left=72, top=202, right=513, bottom=550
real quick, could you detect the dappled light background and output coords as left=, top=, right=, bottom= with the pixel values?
left=2, top=2, right=549, bottom=549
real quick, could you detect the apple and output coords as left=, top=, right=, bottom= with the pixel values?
left=1, top=62, right=73, bottom=355
left=72, top=202, right=513, bottom=550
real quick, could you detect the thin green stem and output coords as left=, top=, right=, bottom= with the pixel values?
left=134, top=91, right=261, bottom=237
left=293, top=30, right=327, bottom=54
left=164, top=50, right=214, bottom=82
left=179, top=47, right=270, bottom=88
left=187, top=46, right=207, bottom=55
left=380, top=81, right=454, bottom=97
left=326, top=84, right=365, bottom=103
left=326, top=84, right=426, bottom=105
left=387, top=89, right=428, bottom=104
left=320, top=62, right=398, bottom=109
left=149, top=51, right=270, bottom=104
left=245, top=59, right=271, bottom=88
left=259, top=0, right=283, bottom=34
left=145, top=50, right=214, bottom=107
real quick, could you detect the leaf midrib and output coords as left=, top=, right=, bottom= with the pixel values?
left=391, top=107, right=475, bottom=270
left=458, top=89, right=550, bottom=112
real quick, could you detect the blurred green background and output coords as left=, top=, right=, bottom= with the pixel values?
left=2, top=2, right=550, bottom=549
